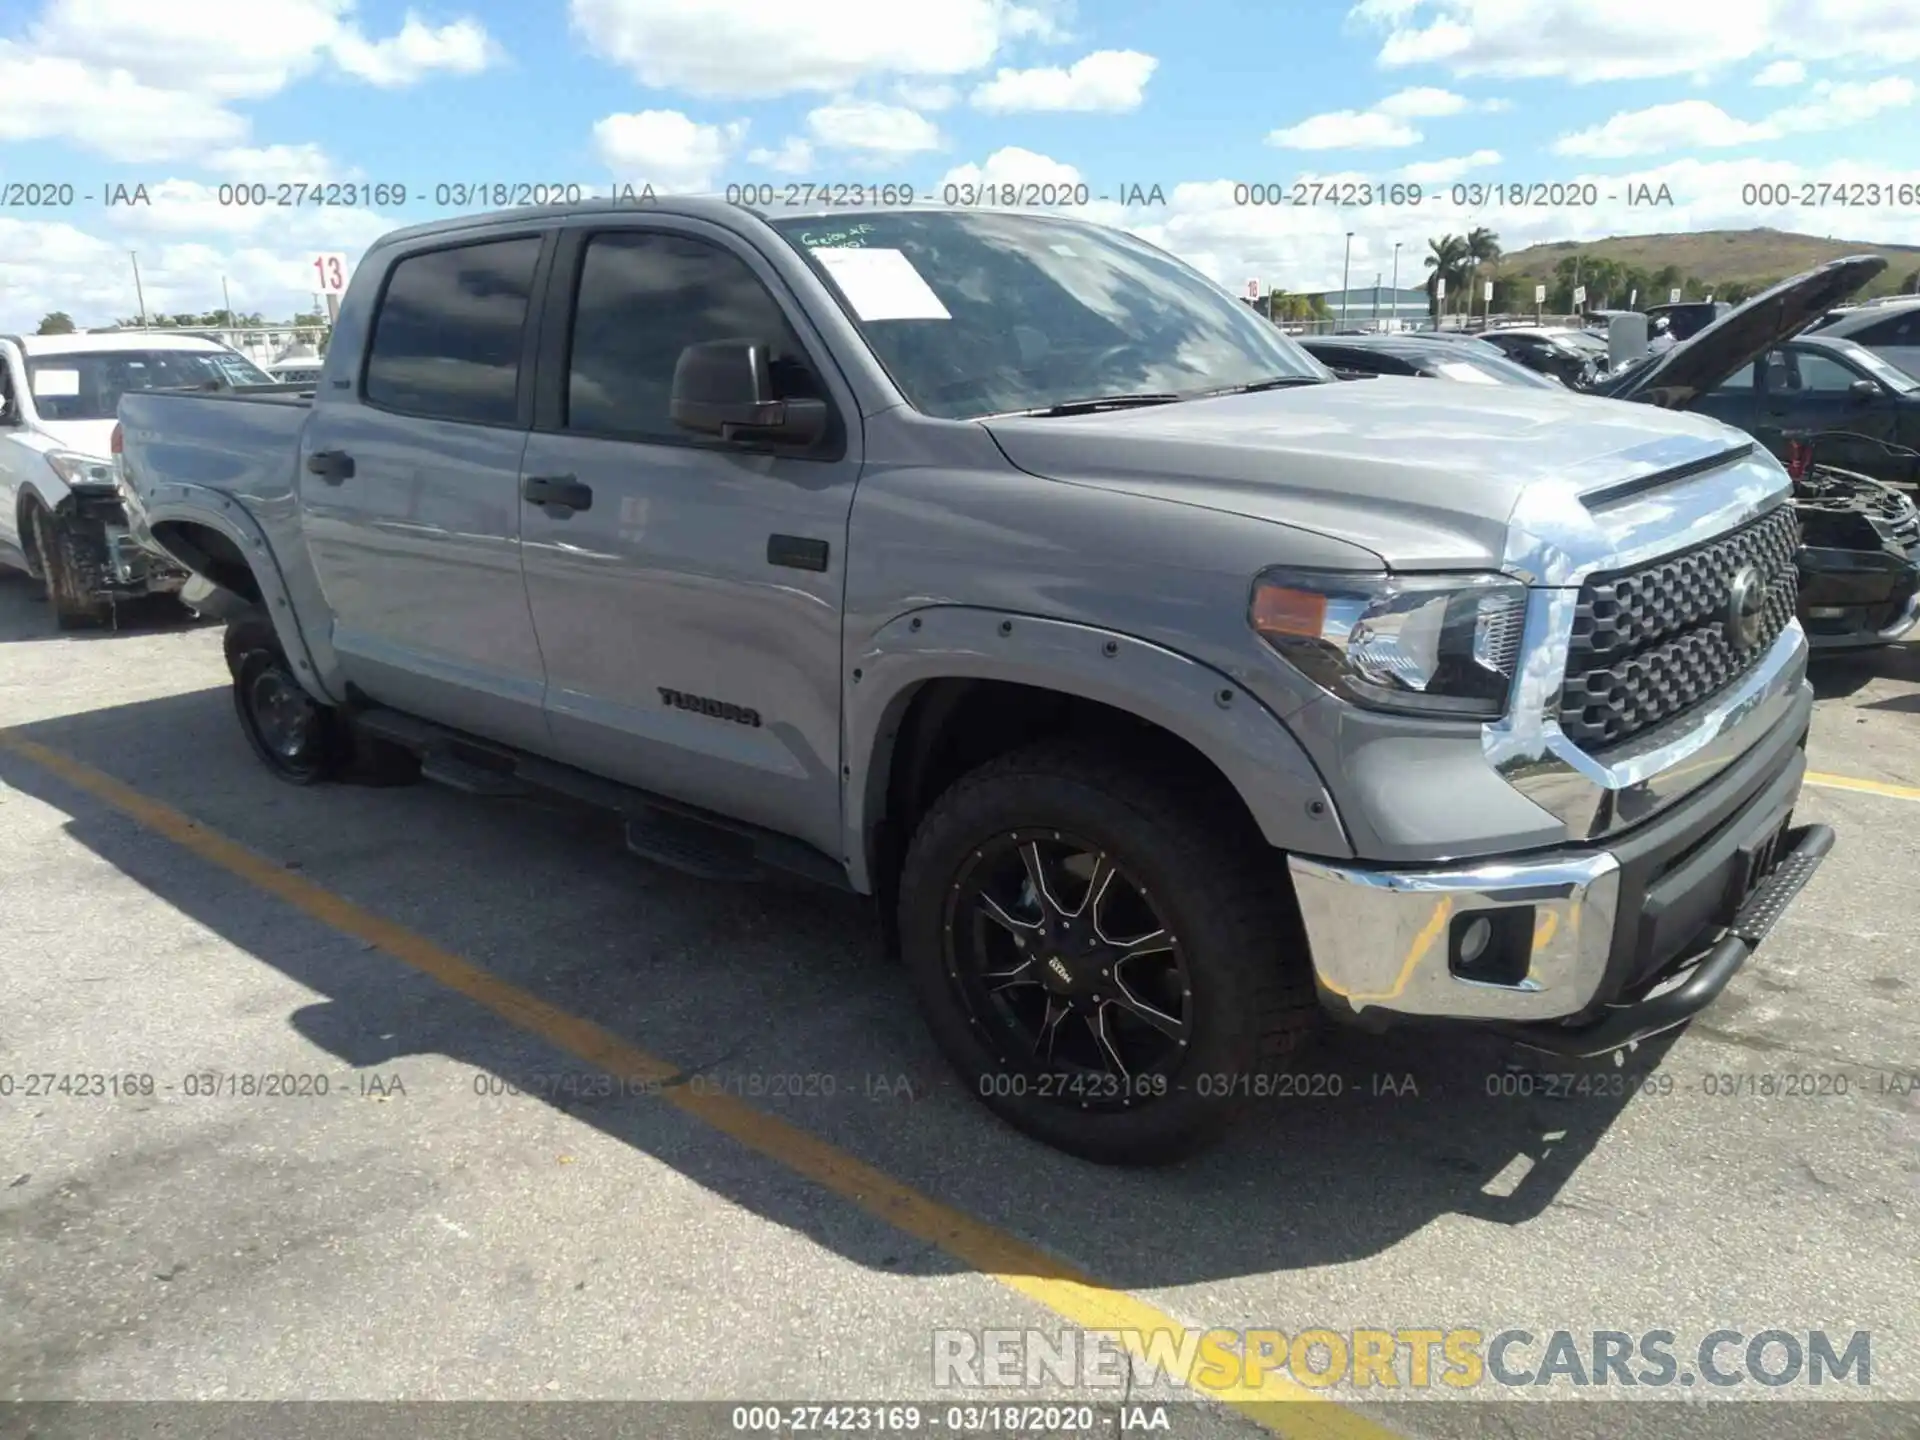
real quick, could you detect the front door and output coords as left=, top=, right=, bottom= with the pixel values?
left=516, top=221, right=861, bottom=857
left=1763, top=345, right=1901, bottom=481
left=298, top=232, right=554, bottom=751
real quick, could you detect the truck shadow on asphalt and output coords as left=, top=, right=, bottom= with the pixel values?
left=0, top=573, right=215, bottom=643
left=1, top=684, right=1686, bottom=1291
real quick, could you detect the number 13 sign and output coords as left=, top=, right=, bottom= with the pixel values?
left=311, top=253, right=348, bottom=294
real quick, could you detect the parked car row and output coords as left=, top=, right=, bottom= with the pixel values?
left=91, top=200, right=1844, bottom=1162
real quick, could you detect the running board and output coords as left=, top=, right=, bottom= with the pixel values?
left=347, top=706, right=849, bottom=891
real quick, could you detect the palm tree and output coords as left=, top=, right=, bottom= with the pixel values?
left=1424, top=233, right=1470, bottom=320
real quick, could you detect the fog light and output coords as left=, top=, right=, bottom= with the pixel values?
left=1449, top=907, right=1534, bottom=986
left=1457, top=915, right=1493, bottom=966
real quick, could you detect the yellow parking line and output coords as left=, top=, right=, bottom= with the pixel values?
left=0, top=729, right=1399, bottom=1440
left=1805, top=770, right=1920, bottom=803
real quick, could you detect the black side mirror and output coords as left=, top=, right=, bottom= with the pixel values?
left=1848, top=378, right=1882, bottom=403
left=670, top=339, right=827, bottom=446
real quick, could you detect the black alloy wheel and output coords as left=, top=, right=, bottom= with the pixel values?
left=897, top=741, right=1321, bottom=1164
left=944, top=829, right=1192, bottom=1105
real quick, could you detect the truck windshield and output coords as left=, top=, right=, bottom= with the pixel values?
left=24, top=348, right=275, bottom=422
left=767, top=211, right=1328, bottom=420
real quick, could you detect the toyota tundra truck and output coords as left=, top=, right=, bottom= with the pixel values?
left=115, top=201, right=1834, bottom=1163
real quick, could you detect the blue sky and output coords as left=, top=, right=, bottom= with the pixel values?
left=2, top=0, right=1918, bottom=329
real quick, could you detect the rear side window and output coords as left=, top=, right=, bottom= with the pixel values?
left=1856, top=311, right=1920, bottom=346
left=564, top=230, right=819, bottom=440
left=364, top=237, right=542, bottom=425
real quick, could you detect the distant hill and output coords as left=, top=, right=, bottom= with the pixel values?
left=1498, top=228, right=1920, bottom=297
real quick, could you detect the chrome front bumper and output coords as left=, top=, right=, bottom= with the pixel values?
left=1289, top=849, right=1620, bottom=1022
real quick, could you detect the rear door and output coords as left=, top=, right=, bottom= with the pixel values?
left=515, top=219, right=861, bottom=856
left=298, top=231, right=555, bottom=751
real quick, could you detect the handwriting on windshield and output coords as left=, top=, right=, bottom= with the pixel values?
left=800, top=223, right=876, bottom=249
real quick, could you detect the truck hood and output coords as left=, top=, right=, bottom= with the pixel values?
left=31, top=418, right=118, bottom=458
left=1594, top=254, right=1888, bottom=408
left=981, top=378, right=1756, bottom=570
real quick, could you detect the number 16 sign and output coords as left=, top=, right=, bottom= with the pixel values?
left=312, top=253, right=348, bottom=294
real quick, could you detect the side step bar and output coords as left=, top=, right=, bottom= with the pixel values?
left=349, top=707, right=849, bottom=891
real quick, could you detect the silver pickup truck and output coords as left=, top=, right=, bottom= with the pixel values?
left=116, top=201, right=1833, bottom=1162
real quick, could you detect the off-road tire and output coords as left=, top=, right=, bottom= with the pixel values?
left=30, top=505, right=112, bottom=630
left=225, top=613, right=343, bottom=785
left=223, top=614, right=419, bottom=786
left=897, top=740, right=1321, bottom=1164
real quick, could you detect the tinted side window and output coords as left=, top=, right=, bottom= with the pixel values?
left=566, top=231, right=818, bottom=440
left=1793, top=352, right=1864, bottom=393
left=364, top=237, right=542, bottom=425
left=1712, top=360, right=1758, bottom=394
left=1858, top=312, right=1920, bottom=345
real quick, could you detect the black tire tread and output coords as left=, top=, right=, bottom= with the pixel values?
left=34, top=507, right=111, bottom=630
left=898, top=737, right=1320, bottom=1163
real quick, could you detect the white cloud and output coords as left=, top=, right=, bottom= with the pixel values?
left=1554, top=79, right=1917, bottom=157
left=1398, top=147, right=1501, bottom=182
left=0, top=0, right=500, bottom=163
left=1354, top=0, right=1920, bottom=80
left=746, top=137, right=816, bottom=174
left=1752, top=59, right=1805, bottom=85
left=567, top=0, right=1059, bottom=98
left=805, top=100, right=942, bottom=156
left=1770, top=75, right=1916, bottom=129
left=0, top=46, right=250, bottom=161
left=1266, top=86, right=1495, bottom=148
left=591, top=110, right=747, bottom=191
left=1554, top=100, right=1770, bottom=157
left=893, top=80, right=959, bottom=111
left=969, top=50, right=1158, bottom=113
left=203, top=144, right=354, bottom=184
left=329, top=14, right=498, bottom=86
left=1375, top=85, right=1470, bottom=117
left=940, top=146, right=1085, bottom=192
left=1267, top=109, right=1421, bottom=149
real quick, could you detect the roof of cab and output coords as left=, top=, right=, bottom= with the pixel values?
left=18, top=331, right=233, bottom=356
left=364, top=198, right=1092, bottom=250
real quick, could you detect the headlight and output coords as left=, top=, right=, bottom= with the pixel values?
left=46, top=451, right=117, bottom=489
left=1250, top=568, right=1528, bottom=719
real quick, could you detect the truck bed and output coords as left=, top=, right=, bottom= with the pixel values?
left=119, top=386, right=312, bottom=503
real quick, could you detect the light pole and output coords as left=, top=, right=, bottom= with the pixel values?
left=1339, top=232, right=1354, bottom=328
left=129, top=252, right=148, bottom=328
left=1372, top=273, right=1381, bottom=325
left=1390, top=242, right=1401, bottom=330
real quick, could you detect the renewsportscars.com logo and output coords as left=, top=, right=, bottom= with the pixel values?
left=932, top=1327, right=1872, bottom=1392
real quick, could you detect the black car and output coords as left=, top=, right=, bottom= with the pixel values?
left=1804, top=297, right=1920, bottom=382
left=1347, top=257, right=1920, bottom=651
left=1632, top=333, right=1920, bottom=492
left=1299, top=333, right=1563, bottom=388
left=1476, top=326, right=1604, bottom=387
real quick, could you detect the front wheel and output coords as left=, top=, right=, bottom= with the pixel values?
left=226, top=615, right=341, bottom=784
left=29, top=505, right=111, bottom=630
left=897, top=742, right=1321, bottom=1164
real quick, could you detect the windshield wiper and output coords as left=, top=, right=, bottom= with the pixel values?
left=1020, top=392, right=1184, bottom=417
left=1198, top=375, right=1327, bottom=397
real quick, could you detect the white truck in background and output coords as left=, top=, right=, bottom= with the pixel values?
left=0, top=331, right=276, bottom=627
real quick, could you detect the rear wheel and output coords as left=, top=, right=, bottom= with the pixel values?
left=30, top=505, right=111, bottom=630
left=225, top=614, right=340, bottom=784
left=897, top=741, right=1321, bottom=1164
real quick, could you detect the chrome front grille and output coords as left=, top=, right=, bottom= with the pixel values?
left=1557, top=505, right=1800, bottom=752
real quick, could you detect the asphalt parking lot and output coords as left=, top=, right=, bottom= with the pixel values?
left=1, top=573, right=1916, bottom=1440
